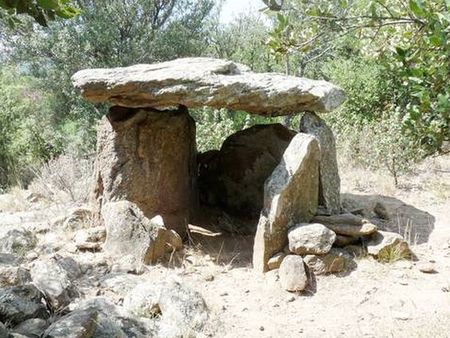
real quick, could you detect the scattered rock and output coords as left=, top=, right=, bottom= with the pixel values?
left=0, top=285, right=49, bottom=325
left=253, top=134, right=320, bottom=272
left=366, top=231, right=410, bottom=260
left=52, top=207, right=95, bottom=230
left=288, top=223, right=336, bottom=255
left=13, top=318, right=48, bottom=337
left=75, top=297, right=153, bottom=338
left=43, top=309, right=98, bottom=338
left=0, top=228, right=37, bottom=256
left=198, top=124, right=295, bottom=218
left=279, top=255, right=308, bottom=292
left=72, top=57, right=345, bottom=115
left=123, top=280, right=209, bottom=337
left=373, top=202, right=390, bottom=220
left=30, top=257, right=80, bottom=310
left=300, top=112, right=341, bottom=215
left=73, top=226, right=106, bottom=245
left=0, top=253, right=21, bottom=265
left=268, top=252, right=286, bottom=271
left=312, top=214, right=377, bottom=237
left=417, top=262, right=437, bottom=274
left=110, top=255, right=145, bottom=275
left=102, top=202, right=183, bottom=265
left=0, top=264, right=31, bottom=287
left=95, top=106, right=196, bottom=235
left=303, top=248, right=352, bottom=275
left=391, top=310, right=411, bottom=321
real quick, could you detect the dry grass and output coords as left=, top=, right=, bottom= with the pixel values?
left=28, top=153, right=94, bottom=205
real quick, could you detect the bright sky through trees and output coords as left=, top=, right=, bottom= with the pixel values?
left=220, top=0, right=263, bottom=23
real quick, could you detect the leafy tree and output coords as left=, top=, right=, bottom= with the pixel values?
left=0, top=0, right=79, bottom=27
left=0, top=0, right=215, bottom=166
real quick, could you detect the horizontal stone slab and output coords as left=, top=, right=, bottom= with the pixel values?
left=72, top=57, right=345, bottom=116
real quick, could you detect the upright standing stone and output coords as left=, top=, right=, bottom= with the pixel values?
left=300, top=112, right=341, bottom=214
left=253, top=133, right=320, bottom=272
left=93, top=106, right=197, bottom=235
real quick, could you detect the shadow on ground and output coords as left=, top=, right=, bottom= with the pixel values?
left=342, top=193, right=436, bottom=245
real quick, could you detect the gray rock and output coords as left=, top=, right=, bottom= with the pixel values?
left=198, top=124, right=295, bottom=218
left=13, top=318, right=48, bottom=337
left=102, top=202, right=183, bottom=265
left=30, top=257, right=79, bottom=310
left=367, top=231, right=410, bottom=260
left=300, top=112, right=341, bottom=214
left=0, top=228, right=36, bottom=256
left=95, top=106, right=196, bottom=236
left=0, top=285, right=49, bottom=325
left=279, top=255, right=308, bottom=292
left=76, top=297, right=153, bottom=338
left=73, top=227, right=106, bottom=247
left=0, top=322, right=10, bottom=338
left=0, top=253, right=21, bottom=265
left=303, top=248, right=352, bottom=275
left=253, top=133, right=320, bottom=272
left=288, top=223, right=336, bottom=255
left=123, top=280, right=208, bottom=338
left=267, top=252, right=286, bottom=271
left=312, top=214, right=378, bottom=237
left=43, top=309, right=97, bottom=338
left=0, top=265, right=31, bottom=287
left=72, top=57, right=345, bottom=115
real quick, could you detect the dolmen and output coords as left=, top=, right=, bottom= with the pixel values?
left=72, top=57, right=347, bottom=273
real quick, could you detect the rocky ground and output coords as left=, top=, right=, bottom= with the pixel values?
left=0, top=155, right=449, bottom=338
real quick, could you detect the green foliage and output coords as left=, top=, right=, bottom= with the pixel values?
left=0, top=0, right=215, bottom=189
left=0, top=0, right=79, bottom=27
left=0, top=67, right=57, bottom=188
left=191, top=107, right=280, bottom=153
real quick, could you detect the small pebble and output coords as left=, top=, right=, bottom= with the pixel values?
left=259, top=326, right=264, bottom=331
left=418, top=262, right=437, bottom=274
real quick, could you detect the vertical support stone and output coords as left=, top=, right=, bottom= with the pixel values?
left=253, top=133, right=320, bottom=273
left=93, top=105, right=197, bottom=236
left=300, top=112, right=341, bottom=215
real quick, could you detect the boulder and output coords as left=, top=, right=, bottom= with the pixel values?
left=94, top=106, right=197, bottom=235
left=303, top=248, right=352, bottom=275
left=279, top=255, right=308, bottom=292
left=198, top=124, right=295, bottom=218
left=312, top=214, right=378, bottom=237
left=75, top=297, right=154, bottom=338
left=72, top=57, right=345, bottom=115
left=43, top=309, right=98, bottom=338
left=102, top=202, right=183, bottom=265
left=0, top=285, right=49, bottom=325
left=0, top=228, right=36, bottom=256
left=123, top=280, right=208, bottom=338
left=253, top=133, right=320, bottom=272
left=300, top=112, right=341, bottom=214
left=288, top=223, right=336, bottom=255
left=12, top=318, right=48, bottom=337
left=30, top=257, right=80, bottom=310
left=366, top=231, right=410, bottom=261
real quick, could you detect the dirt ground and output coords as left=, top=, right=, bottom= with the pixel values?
left=0, top=155, right=449, bottom=338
